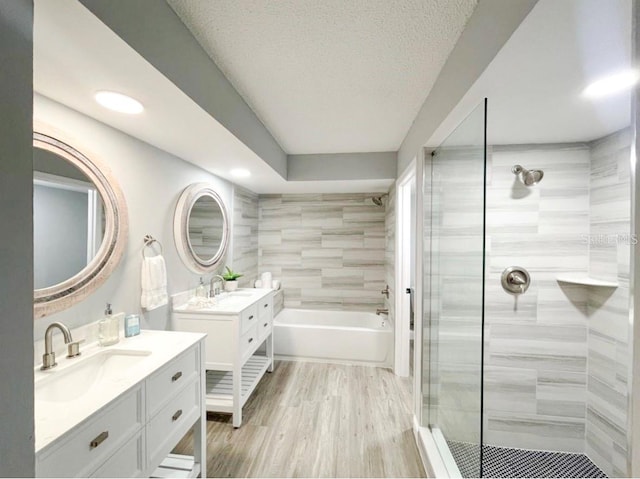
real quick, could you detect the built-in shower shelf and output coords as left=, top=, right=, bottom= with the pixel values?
left=556, top=275, right=618, bottom=288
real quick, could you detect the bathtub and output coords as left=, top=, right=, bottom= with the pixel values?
left=274, top=308, right=393, bottom=367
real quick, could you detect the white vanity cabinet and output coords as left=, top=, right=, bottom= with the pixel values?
left=172, top=289, right=274, bottom=428
left=35, top=331, right=206, bottom=478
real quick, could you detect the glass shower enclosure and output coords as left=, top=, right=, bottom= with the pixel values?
left=422, top=99, right=487, bottom=478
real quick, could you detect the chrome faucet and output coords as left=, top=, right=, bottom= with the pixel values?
left=381, top=285, right=390, bottom=298
left=41, top=322, right=82, bottom=370
left=376, top=308, right=389, bottom=316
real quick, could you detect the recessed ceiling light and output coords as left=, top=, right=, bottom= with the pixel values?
left=95, top=91, right=144, bottom=114
left=583, top=70, right=640, bottom=99
left=230, top=168, right=251, bottom=178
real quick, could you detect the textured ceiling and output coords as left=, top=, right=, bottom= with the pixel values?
left=167, top=0, right=477, bottom=154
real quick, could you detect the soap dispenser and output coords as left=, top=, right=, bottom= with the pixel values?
left=195, top=277, right=208, bottom=298
left=98, top=303, right=120, bottom=346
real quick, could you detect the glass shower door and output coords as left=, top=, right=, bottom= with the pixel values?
left=422, top=100, right=487, bottom=477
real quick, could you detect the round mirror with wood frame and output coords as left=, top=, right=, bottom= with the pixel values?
left=33, top=127, right=128, bottom=318
left=173, top=183, right=229, bottom=274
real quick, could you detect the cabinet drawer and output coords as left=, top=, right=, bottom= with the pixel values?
left=258, top=317, right=272, bottom=342
left=258, top=295, right=273, bottom=319
left=147, top=378, right=201, bottom=469
left=240, top=304, right=258, bottom=335
left=146, top=346, right=199, bottom=418
left=90, top=430, right=144, bottom=478
left=37, top=386, right=143, bottom=478
left=240, top=324, right=258, bottom=358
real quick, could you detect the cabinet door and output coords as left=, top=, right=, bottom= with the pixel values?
left=90, top=431, right=145, bottom=478
left=36, top=386, right=144, bottom=478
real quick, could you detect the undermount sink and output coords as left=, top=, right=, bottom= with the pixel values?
left=35, top=349, right=151, bottom=403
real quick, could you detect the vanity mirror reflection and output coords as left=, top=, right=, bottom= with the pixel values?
left=174, top=183, right=229, bottom=273
left=33, top=129, right=128, bottom=318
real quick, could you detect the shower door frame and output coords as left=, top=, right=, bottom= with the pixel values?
left=415, top=98, right=488, bottom=478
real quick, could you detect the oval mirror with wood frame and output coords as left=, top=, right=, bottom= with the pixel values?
left=174, top=183, right=230, bottom=274
left=33, top=127, right=128, bottom=318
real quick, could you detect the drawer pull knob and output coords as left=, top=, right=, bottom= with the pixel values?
left=264, top=323, right=268, bottom=327
left=172, top=409, right=183, bottom=421
left=264, top=304, right=268, bottom=308
left=248, top=337, right=254, bottom=344
left=172, top=371, right=183, bottom=382
left=90, top=431, right=109, bottom=449
left=248, top=315, right=254, bottom=320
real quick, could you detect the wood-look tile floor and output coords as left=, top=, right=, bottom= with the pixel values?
left=173, top=360, right=425, bottom=478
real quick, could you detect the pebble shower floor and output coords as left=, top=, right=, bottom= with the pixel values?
left=447, top=441, right=607, bottom=478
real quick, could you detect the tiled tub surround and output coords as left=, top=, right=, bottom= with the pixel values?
left=385, top=183, right=396, bottom=328
left=258, top=193, right=387, bottom=312
left=425, top=128, right=632, bottom=478
left=232, top=186, right=259, bottom=288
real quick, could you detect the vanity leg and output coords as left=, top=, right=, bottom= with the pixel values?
left=266, top=332, right=274, bottom=373
left=196, top=342, right=207, bottom=477
left=232, top=365, right=242, bottom=428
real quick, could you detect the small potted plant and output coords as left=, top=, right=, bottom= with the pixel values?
left=222, top=266, right=243, bottom=292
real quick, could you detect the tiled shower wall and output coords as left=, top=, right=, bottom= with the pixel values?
left=231, top=186, right=259, bottom=288
left=585, top=128, right=631, bottom=477
left=484, top=144, right=591, bottom=453
left=258, top=193, right=386, bottom=312
left=426, top=132, right=632, bottom=475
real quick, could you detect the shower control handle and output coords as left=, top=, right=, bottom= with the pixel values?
left=501, top=266, right=531, bottom=295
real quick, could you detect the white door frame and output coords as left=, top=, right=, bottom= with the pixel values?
left=394, top=158, right=417, bottom=377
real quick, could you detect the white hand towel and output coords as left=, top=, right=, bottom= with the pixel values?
left=141, top=255, right=168, bottom=310
left=261, top=272, right=272, bottom=289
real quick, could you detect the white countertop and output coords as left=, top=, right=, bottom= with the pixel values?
left=172, top=288, right=274, bottom=315
left=34, top=329, right=205, bottom=452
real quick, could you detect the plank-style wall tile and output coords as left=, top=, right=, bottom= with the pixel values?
left=258, top=193, right=387, bottom=313
left=586, top=127, right=632, bottom=478
left=232, top=186, right=259, bottom=288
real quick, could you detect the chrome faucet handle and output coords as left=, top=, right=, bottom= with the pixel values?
left=67, top=339, right=85, bottom=358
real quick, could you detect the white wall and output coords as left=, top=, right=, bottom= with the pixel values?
left=33, top=94, right=235, bottom=344
left=0, top=0, right=35, bottom=475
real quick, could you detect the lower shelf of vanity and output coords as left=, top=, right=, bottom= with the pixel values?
left=152, top=454, right=199, bottom=479
left=204, top=354, right=272, bottom=412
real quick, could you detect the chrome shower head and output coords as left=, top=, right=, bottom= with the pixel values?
left=512, top=165, right=544, bottom=186
left=372, top=195, right=387, bottom=206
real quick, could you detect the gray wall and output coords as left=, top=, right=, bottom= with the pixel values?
left=0, top=0, right=35, bottom=475
left=232, top=186, right=259, bottom=288
left=258, top=193, right=386, bottom=312
left=288, top=152, right=396, bottom=181
left=33, top=94, right=234, bottom=340
left=585, top=128, right=632, bottom=477
left=34, top=185, right=89, bottom=289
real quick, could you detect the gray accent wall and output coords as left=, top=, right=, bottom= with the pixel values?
left=0, top=0, right=35, bottom=475
left=586, top=128, right=632, bottom=477
left=288, top=152, right=397, bottom=181
left=258, top=193, right=386, bottom=312
left=232, top=186, right=259, bottom=288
